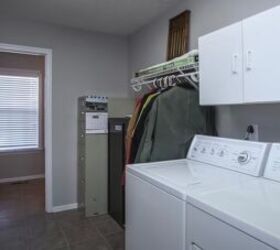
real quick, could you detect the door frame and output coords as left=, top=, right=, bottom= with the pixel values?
left=0, top=42, right=53, bottom=212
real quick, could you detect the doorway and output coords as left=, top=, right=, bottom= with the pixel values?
left=0, top=43, right=52, bottom=213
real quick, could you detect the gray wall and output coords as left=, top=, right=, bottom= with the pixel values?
left=2, top=0, right=280, bottom=207
left=0, top=18, right=129, bottom=206
left=128, top=0, right=280, bottom=142
left=0, top=151, right=44, bottom=178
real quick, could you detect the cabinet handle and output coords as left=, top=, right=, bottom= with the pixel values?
left=246, top=50, right=253, bottom=71
left=231, top=54, right=238, bottom=74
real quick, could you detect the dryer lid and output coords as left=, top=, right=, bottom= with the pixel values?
left=188, top=179, right=280, bottom=250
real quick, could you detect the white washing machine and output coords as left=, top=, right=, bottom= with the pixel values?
left=126, top=135, right=269, bottom=250
left=186, top=143, right=280, bottom=250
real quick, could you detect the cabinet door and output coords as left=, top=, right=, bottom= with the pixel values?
left=243, top=6, right=280, bottom=103
left=199, top=22, right=243, bottom=105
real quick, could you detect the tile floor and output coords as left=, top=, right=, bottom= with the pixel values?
left=0, top=179, right=124, bottom=250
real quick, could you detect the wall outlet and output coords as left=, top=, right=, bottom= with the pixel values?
left=250, top=124, right=259, bottom=141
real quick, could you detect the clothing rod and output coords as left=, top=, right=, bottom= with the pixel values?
left=131, top=71, right=199, bottom=87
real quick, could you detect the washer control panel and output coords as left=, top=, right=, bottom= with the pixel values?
left=187, top=135, right=269, bottom=176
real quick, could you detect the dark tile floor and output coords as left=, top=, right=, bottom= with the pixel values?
left=0, top=179, right=124, bottom=250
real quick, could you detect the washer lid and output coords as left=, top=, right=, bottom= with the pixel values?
left=127, top=159, right=257, bottom=200
left=188, top=179, right=280, bottom=250
left=127, top=159, right=200, bottom=200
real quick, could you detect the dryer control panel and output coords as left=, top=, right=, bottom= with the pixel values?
left=264, top=143, right=280, bottom=182
left=187, top=135, right=269, bottom=176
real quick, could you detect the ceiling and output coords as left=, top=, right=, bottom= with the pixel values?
left=0, top=0, right=180, bottom=35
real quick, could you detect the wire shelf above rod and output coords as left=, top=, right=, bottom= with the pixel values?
left=131, top=65, right=199, bottom=92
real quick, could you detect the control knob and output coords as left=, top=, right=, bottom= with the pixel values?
left=218, top=150, right=225, bottom=157
left=237, top=151, right=251, bottom=164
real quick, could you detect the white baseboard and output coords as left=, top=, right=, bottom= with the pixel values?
left=0, top=174, right=45, bottom=184
left=52, top=203, right=78, bottom=213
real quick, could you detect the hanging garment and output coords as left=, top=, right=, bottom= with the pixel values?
left=129, top=91, right=160, bottom=163
left=125, top=98, right=143, bottom=164
left=125, top=92, right=154, bottom=164
left=135, top=86, right=216, bottom=163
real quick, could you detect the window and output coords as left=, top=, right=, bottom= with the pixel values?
left=0, top=73, right=40, bottom=152
left=167, top=10, right=191, bottom=60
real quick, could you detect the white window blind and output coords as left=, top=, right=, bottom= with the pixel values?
left=0, top=74, right=40, bottom=152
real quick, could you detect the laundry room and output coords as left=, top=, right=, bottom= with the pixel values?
left=0, top=0, right=280, bottom=250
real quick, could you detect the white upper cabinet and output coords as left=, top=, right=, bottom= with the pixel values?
left=199, top=5, right=280, bottom=105
left=243, top=6, right=280, bottom=103
left=199, top=23, right=243, bottom=105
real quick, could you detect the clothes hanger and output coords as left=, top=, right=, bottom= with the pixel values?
left=158, top=77, right=164, bottom=89
left=152, top=79, right=158, bottom=89
left=170, top=75, right=176, bottom=87
left=163, top=76, right=169, bottom=88
left=177, top=68, right=198, bottom=90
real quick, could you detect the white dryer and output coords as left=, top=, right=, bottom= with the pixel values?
left=126, top=135, right=269, bottom=250
left=186, top=143, right=280, bottom=250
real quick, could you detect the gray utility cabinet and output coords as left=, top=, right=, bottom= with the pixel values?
left=77, top=96, right=108, bottom=217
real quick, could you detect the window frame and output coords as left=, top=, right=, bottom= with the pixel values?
left=0, top=68, right=44, bottom=154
